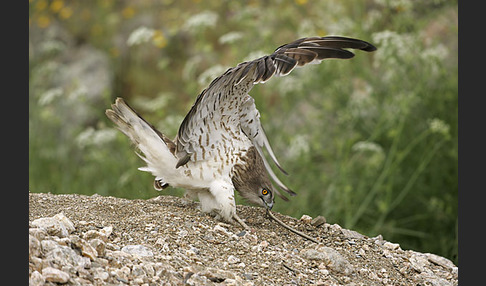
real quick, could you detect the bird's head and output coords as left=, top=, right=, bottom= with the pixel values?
left=231, top=146, right=277, bottom=210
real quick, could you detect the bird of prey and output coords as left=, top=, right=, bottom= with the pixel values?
left=106, top=36, right=376, bottom=229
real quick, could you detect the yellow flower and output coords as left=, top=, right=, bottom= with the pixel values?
left=122, top=6, right=135, bottom=19
left=35, top=0, right=48, bottom=11
left=152, top=30, right=167, bottom=49
left=59, top=6, right=73, bottom=19
left=50, top=0, right=64, bottom=13
left=36, top=15, right=50, bottom=28
left=295, top=0, right=308, bottom=5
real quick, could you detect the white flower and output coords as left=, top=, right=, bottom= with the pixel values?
left=218, top=32, right=243, bottom=45
left=38, top=87, right=63, bottom=106
left=127, top=26, right=155, bottom=46
left=39, top=40, right=66, bottom=56
left=184, top=11, right=218, bottom=31
left=76, top=127, right=117, bottom=148
left=428, top=118, right=450, bottom=137
left=352, top=141, right=384, bottom=153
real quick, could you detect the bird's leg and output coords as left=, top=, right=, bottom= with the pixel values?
left=233, top=213, right=250, bottom=231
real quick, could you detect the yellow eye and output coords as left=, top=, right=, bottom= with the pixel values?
left=262, top=189, right=268, bottom=195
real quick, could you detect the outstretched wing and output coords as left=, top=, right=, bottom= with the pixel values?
left=175, top=36, right=376, bottom=197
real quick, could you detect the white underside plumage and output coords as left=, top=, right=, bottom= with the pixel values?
left=107, top=98, right=250, bottom=222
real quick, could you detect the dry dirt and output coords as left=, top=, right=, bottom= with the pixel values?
left=29, top=192, right=458, bottom=285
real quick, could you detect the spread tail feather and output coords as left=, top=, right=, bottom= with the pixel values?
left=105, top=97, right=178, bottom=184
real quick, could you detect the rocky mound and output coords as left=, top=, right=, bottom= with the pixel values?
left=29, top=193, right=458, bottom=285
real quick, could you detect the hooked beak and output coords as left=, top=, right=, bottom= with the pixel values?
left=262, top=198, right=274, bottom=210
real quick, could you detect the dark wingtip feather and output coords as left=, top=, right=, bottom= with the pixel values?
left=363, top=43, right=377, bottom=52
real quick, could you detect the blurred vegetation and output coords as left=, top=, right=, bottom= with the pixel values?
left=29, top=0, right=458, bottom=264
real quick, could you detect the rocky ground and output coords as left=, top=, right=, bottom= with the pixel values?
left=29, top=192, right=458, bottom=285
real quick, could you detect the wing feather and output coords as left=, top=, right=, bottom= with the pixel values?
left=175, top=36, right=376, bottom=196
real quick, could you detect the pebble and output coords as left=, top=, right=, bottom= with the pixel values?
left=29, top=235, right=41, bottom=258
left=227, top=255, right=240, bottom=264
left=90, top=238, right=106, bottom=257
left=383, top=241, right=401, bottom=250
left=31, top=213, right=75, bottom=238
left=121, top=244, right=154, bottom=257
left=409, top=252, right=430, bottom=273
left=42, top=267, right=70, bottom=283
left=310, top=215, right=326, bottom=227
left=426, top=253, right=456, bottom=270
left=83, top=229, right=108, bottom=242
left=29, top=270, right=44, bottom=286
left=300, top=214, right=313, bottom=224
left=70, top=235, right=98, bottom=260
left=301, top=246, right=354, bottom=275
left=341, top=228, right=365, bottom=240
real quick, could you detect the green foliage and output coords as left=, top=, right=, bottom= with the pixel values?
left=29, top=0, right=458, bottom=264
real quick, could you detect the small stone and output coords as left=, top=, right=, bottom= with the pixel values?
left=426, top=253, right=456, bottom=270
left=368, top=271, right=380, bottom=281
left=359, top=268, right=369, bottom=275
left=84, top=229, right=108, bottom=242
left=111, top=268, right=129, bottom=283
left=372, top=235, right=384, bottom=246
left=29, top=235, right=41, bottom=258
left=419, top=272, right=453, bottom=286
left=236, top=231, right=246, bottom=237
left=300, top=214, right=313, bottom=224
left=40, top=239, right=59, bottom=253
left=105, top=242, right=120, bottom=251
left=53, top=213, right=75, bottom=233
left=44, top=242, right=89, bottom=269
left=341, top=229, right=365, bottom=240
left=29, top=228, right=48, bottom=241
left=89, top=238, right=106, bottom=257
left=301, top=247, right=354, bottom=275
left=42, top=267, right=70, bottom=283
left=383, top=241, right=400, bottom=250
left=142, top=262, right=155, bottom=277
left=310, top=216, right=326, bottom=227
left=199, top=267, right=236, bottom=281
left=131, top=264, right=146, bottom=277
left=100, top=226, right=113, bottom=237
left=29, top=270, right=45, bottom=286
left=253, top=240, right=269, bottom=252
left=228, top=255, right=240, bottom=264
left=213, top=224, right=233, bottom=236
left=70, top=236, right=98, bottom=260
left=92, top=268, right=109, bottom=281
left=121, top=245, right=153, bottom=257
left=32, top=214, right=74, bottom=238
left=409, top=252, right=430, bottom=273
left=329, top=224, right=342, bottom=233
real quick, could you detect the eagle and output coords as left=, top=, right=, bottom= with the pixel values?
left=106, top=36, right=376, bottom=228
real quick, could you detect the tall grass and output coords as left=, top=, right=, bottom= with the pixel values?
left=29, top=0, right=457, bottom=264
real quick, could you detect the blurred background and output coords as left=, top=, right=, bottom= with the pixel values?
left=29, top=0, right=458, bottom=264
